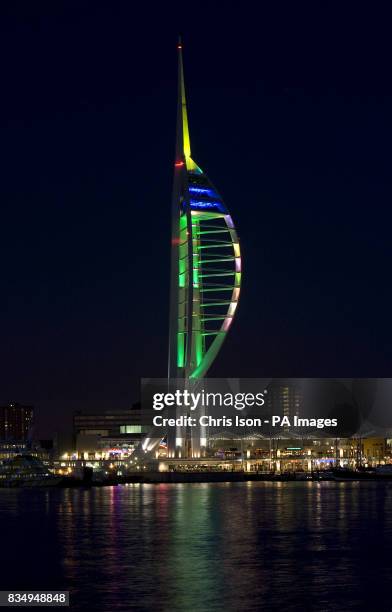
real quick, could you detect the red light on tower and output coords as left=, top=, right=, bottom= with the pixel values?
left=175, top=161, right=184, bottom=167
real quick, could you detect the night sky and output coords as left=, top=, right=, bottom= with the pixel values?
left=2, top=2, right=392, bottom=436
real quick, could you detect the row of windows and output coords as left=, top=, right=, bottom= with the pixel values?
left=120, top=425, right=146, bottom=434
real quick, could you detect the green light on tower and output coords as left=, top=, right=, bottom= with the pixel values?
left=168, top=39, right=242, bottom=456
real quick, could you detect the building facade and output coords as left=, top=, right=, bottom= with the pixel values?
left=73, top=404, right=150, bottom=458
left=0, top=403, right=33, bottom=442
left=264, top=380, right=303, bottom=430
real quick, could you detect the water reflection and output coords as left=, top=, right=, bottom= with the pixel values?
left=0, top=482, right=392, bottom=610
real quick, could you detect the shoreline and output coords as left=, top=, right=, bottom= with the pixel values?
left=3, top=470, right=392, bottom=488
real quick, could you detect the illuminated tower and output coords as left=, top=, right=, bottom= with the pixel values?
left=167, top=40, right=242, bottom=457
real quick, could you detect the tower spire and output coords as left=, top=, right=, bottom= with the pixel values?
left=177, top=37, right=191, bottom=160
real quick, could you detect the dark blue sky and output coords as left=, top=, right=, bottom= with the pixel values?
left=1, top=2, right=392, bottom=436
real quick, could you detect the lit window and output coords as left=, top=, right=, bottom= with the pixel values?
left=120, top=425, right=142, bottom=434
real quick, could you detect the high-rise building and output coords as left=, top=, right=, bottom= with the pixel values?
left=0, top=403, right=34, bottom=442
left=168, top=40, right=241, bottom=457
left=264, top=380, right=303, bottom=432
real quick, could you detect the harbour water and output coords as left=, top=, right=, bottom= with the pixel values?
left=1, top=482, right=391, bottom=611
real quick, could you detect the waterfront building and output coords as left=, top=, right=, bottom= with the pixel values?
left=72, top=404, right=150, bottom=458
left=362, top=437, right=386, bottom=463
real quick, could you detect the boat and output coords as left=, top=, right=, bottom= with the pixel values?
left=0, top=454, right=62, bottom=487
